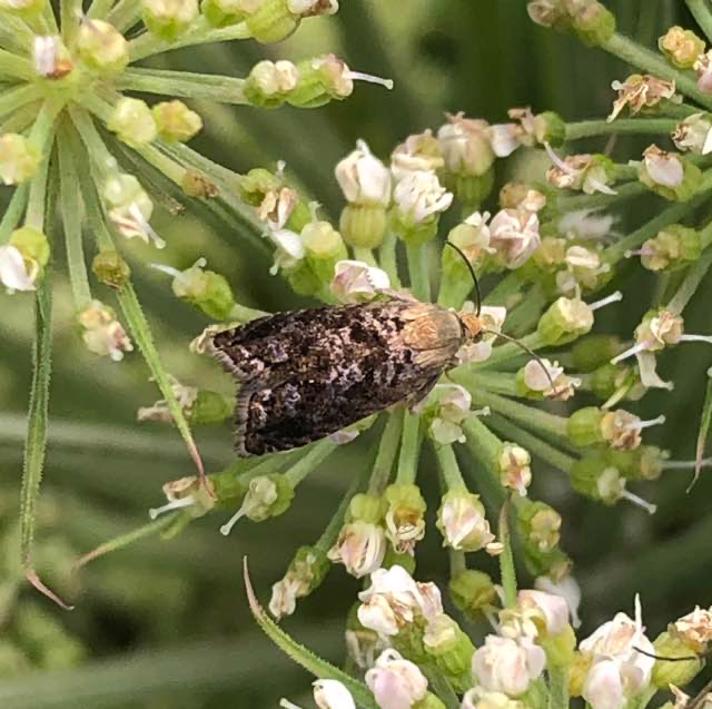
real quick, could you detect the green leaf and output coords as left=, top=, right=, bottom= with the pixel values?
left=692, top=367, right=712, bottom=491
left=243, top=558, right=378, bottom=709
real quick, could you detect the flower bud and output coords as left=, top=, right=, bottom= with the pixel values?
left=527, top=0, right=570, bottom=30
left=92, top=250, right=131, bottom=289
left=77, top=19, right=129, bottom=74
left=244, top=59, right=299, bottom=108
left=639, top=145, right=702, bottom=201
left=569, top=0, right=616, bottom=46
left=436, top=489, right=494, bottom=552
left=423, top=613, right=476, bottom=683
left=609, top=75, right=677, bottom=122
left=472, top=635, right=546, bottom=697
left=443, top=212, right=492, bottom=276
left=336, top=140, right=391, bottom=207
left=339, top=205, right=388, bottom=248
left=269, top=545, right=330, bottom=619
left=152, top=100, right=202, bottom=142
left=107, top=98, right=158, bottom=147
left=200, top=0, right=248, bottom=26
left=650, top=631, right=703, bottom=689
left=488, top=208, right=541, bottom=269
left=220, top=474, right=294, bottom=534
left=391, top=129, right=444, bottom=178
left=516, top=358, right=580, bottom=400
left=391, top=170, right=453, bottom=244
left=312, top=679, right=355, bottom=709
left=497, top=443, right=532, bottom=496
left=571, top=334, right=623, bottom=372
left=103, top=173, right=160, bottom=246
left=288, top=54, right=359, bottom=108
left=366, top=649, right=429, bottom=709
left=437, top=113, right=495, bottom=177
left=659, top=26, right=705, bottom=69
left=449, top=569, right=497, bottom=619
left=243, top=0, right=298, bottom=43
left=499, top=183, right=547, bottom=212
left=570, top=455, right=625, bottom=504
left=330, top=260, right=390, bottom=303
left=170, top=258, right=235, bottom=320
left=78, top=299, right=134, bottom=361
left=384, top=483, right=426, bottom=555
left=516, top=499, right=561, bottom=553
left=546, top=152, right=615, bottom=195
left=301, top=220, right=348, bottom=282
left=328, top=521, right=386, bottom=578
left=33, top=35, right=74, bottom=78
left=0, top=227, right=49, bottom=292
left=672, top=113, right=712, bottom=155
left=423, top=384, right=472, bottom=445
left=537, top=296, right=594, bottom=346
left=0, top=133, right=41, bottom=185
left=639, top=224, right=701, bottom=272
left=142, top=0, right=199, bottom=40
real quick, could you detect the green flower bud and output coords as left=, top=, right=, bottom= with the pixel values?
left=152, top=100, right=203, bottom=142
left=527, top=0, right=571, bottom=31
left=570, top=0, right=616, bottom=47
left=231, top=473, right=293, bottom=525
left=659, top=26, right=706, bottom=69
left=244, top=0, right=298, bottom=43
left=77, top=19, right=129, bottom=74
left=571, top=334, right=624, bottom=372
left=640, top=224, right=701, bottom=272
left=200, top=0, right=248, bottom=26
left=523, top=546, right=572, bottom=581
left=634, top=445, right=668, bottom=481
left=348, top=492, right=386, bottom=524
left=244, top=59, right=299, bottom=108
left=536, top=110, right=567, bottom=146
left=269, top=544, right=330, bottom=618
left=91, top=250, right=131, bottom=289
left=171, top=259, right=235, bottom=320
left=9, top=226, right=49, bottom=271
left=570, top=454, right=624, bottom=504
left=540, top=624, right=576, bottom=668
left=239, top=168, right=281, bottom=206
left=441, top=171, right=495, bottom=209
left=639, top=146, right=703, bottom=202
left=422, top=613, right=475, bottom=690
left=288, top=54, right=354, bottom=108
left=413, top=694, right=446, bottom=709
left=449, top=570, right=497, bottom=619
left=651, top=631, right=703, bottom=688
left=189, top=389, right=233, bottom=424
left=589, top=363, right=640, bottom=402
left=210, top=470, right=246, bottom=505
left=302, top=220, right=347, bottom=282
left=537, top=296, right=594, bottom=346
left=382, top=546, right=416, bottom=574
left=107, top=97, right=157, bottom=147
left=0, top=133, right=41, bottom=185
left=567, top=406, right=604, bottom=447
left=182, top=169, right=219, bottom=198
left=383, top=483, right=427, bottom=554
left=436, top=489, right=494, bottom=552
left=339, top=205, right=388, bottom=249
left=142, top=0, right=199, bottom=40
left=515, top=498, right=561, bottom=553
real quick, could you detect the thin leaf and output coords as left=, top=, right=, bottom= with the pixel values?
left=691, top=367, right=712, bottom=492
left=498, top=501, right=517, bottom=609
left=243, top=558, right=378, bottom=709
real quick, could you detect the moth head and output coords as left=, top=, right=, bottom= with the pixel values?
left=457, top=311, right=484, bottom=343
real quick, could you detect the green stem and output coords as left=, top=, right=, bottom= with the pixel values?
left=602, top=32, right=712, bottom=110
left=128, top=19, right=251, bottom=62
left=483, top=272, right=523, bottom=306
left=24, top=143, right=52, bottom=231
left=406, top=242, right=430, bottom=301
left=487, top=413, right=576, bottom=474
left=0, top=183, right=28, bottom=242
left=106, top=0, right=141, bottom=31
left=0, top=47, right=33, bottom=80
left=60, top=0, right=82, bottom=46
left=86, top=0, right=117, bottom=20
left=0, top=83, right=42, bottom=120
left=548, top=666, right=570, bottom=709
left=68, top=106, right=116, bottom=180
left=395, top=410, right=421, bottom=484
left=352, top=246, right=377, bottom=266
left=565, top=118, right=677, bottom=140
left=367, top=411, right=404, bottom=494
left=117, top=68, right=248, bottom=104
left=556, top=180, right=646, bottom=212
left=284, top=440, right=338, bottom=487
left=378, top=231, right=400, bottom=286
left=498, top=502, right=517, bottom=608
left=686, top=0, right=712, bottom=43
left=57, top=121, right=92, bottom=310
left=449, top=548, right=466, bottom=576
left=457, top=370, right=518, bottom=396
left=474, top=332, right=542, bottom=369
left=667, top=243, right=712, bottom=314
left=434, top=443, right=465, bottom=489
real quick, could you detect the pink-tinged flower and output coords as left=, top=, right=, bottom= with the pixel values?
left=642, top=145, right=684, bottom=188
left=579, top=596, right=655, bottom=709
left=390, top=130, right=444, bottom=179
left=330, top=259, right=390, bottom=303
left=392, top=170, right=453, bottom=225
left=456, top=304, right=507, bottom=364
left=497, top=444, right=532, bottom=496
left=517, top=589, right=569, bottom=636
left=335, top=140, right=392, bottom=206
left=489, top=208, right=541, bottom=269
left=695, top=51, right=712, bottom=94
left=522, top=358, right=581, bottom=400
left=357, top=565, right=442, bottom=636
left=425, top=384, right=472, bottom=445
left=257, top=185, right=298, bottom=230
left=671, top=606, right=712, bottom=652
left=78, top=300, right=134, bottom=362
left=103, top=173, right=163, bottom=247
left=327, top=521, right=386, bottom=578
left=437, top=113, right=495, bottom=176
left=312, top=679, right=355, bottom=709
left=608, top=75, right=677, bottom=122
left=535, top=574, right=582, bottom=629
left=672, top=113, right=712, bottom=155
left=269, top=577, right=301, bottom=619
left=269, top=228, right=306, bottom=274
left=365, top=649, right=428, bottom=709
left=471, top=635, right=546, bottom=697
left=0, top=244, right=38, bottom=292
left=545, top=148, right=616, bottom=195
left=488, top=123, right=521, bottom=158
left=436, top=489, right=495, bottom=552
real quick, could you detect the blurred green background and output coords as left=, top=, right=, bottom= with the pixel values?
left=1, top=1, right=712, bottom=706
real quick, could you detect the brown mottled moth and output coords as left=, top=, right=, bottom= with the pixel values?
left=208, top=245, right=546, bottom=456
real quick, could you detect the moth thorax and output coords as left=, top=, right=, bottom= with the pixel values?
left=457, top=312, right=484, bottom=342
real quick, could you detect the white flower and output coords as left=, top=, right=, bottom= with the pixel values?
left=488, top=123, right=521, bottom=157
left=390, top=130, right=444, bottom=180
left=330, top=260, right=390, bottom=303
left=558, top=209, right=615, bottom=241
left=696, top=51, right=712, bottom=94
left=456, top=304, right=507, bottom=364
left=365, top=649, right=428, bottom=709
left=436, top=490, right=495, bottom=552
left=462, top=687, right=524, bottom=709
left=103, top=173, right=163, bottom=247
left=327, top=521, right=386, bottom=578
left=426, top=384, right=472, bottom=444
left=357, top=565, right=442, bottom=636
left=335, top=140, right=392, bottom=206
left=497, top=443, right=532, bottom=496
left=437, top=113, right=495, bottom=176
left=672, top=113, right=712, bottom=155
left=517, top=589, right=569, bottom=636
left=579, top=596, right=655, bottom=709
left=312, top=679, right=355, bottom=709
left=0, top=244, right=38, bottom=292
left=672, top=606, right=712, bottom=651
left=78, top=300, right=134, bottom=362
left=522, top=358, right=580, bottom=400
left=642, top=145, right=684, bottom=188
left=534, top=574, right=582, bottom=629
left=257, top=185, right=297, bottom=230
left=269, top=578, right=300, bottom=619
left=392, top=170, right=453, bottom=225
left=472, top=635, right=546, bottom=697
left=33, top=35, right=73, bottom=78
left=269, top=228, right=305, bottom=274
left=489, top=208, right=540, bottom=269
left=288, top=0, right=339, bottom=16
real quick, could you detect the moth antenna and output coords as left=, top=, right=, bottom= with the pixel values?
left=633, top=645, right=701, bottom=663
left=444, top=241, right=481, bottom=316
left=483, top=328, right=560, bottom=397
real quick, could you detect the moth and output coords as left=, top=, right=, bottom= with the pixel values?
left=208, top=245, right=543, bottom=456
